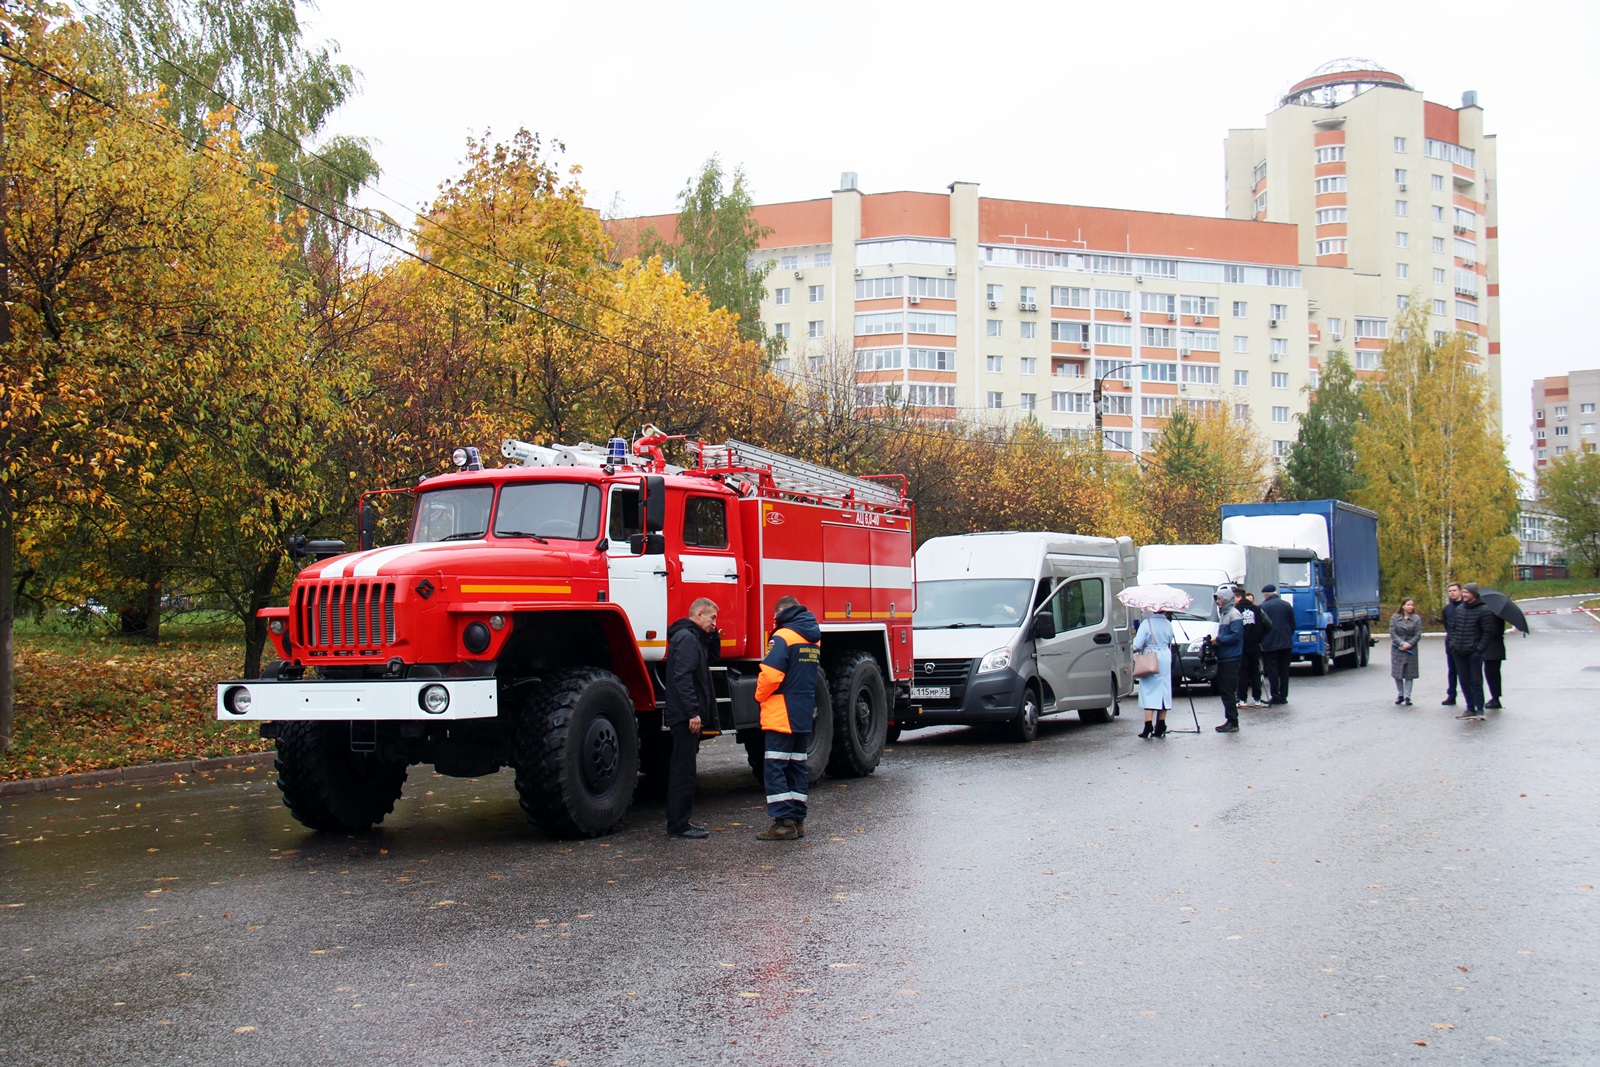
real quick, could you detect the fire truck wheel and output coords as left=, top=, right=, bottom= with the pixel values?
left=825, top=652, right=888, bottom=777
left=512, top=668, right=640, bottom=839
left=741, top=676, right=834, bottom=787
left=274, top=721, right=408, bottom=833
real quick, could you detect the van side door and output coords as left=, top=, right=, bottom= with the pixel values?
left=1034, top=575, right=1112, bottom=708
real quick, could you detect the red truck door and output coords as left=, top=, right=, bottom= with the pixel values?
left=672, top=491, right=745, bottom=655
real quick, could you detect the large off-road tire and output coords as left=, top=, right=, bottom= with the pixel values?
left=1009, top=680, right=1043, bottom=742
left=826, top=652, right=888, bottom=777
left=1079, top=674, right=1119, bottom=724
left=742, top=676, right=834, bottom=787
left=512, top=668, right=639, bottom=839
left=275, top=721, right=408, bottom=833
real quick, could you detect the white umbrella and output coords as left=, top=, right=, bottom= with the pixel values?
left=1116, top=584, right=1193, bottom=613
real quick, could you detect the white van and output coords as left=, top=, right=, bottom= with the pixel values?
left=906, top=532, right=1137, bottom=742
left=1135, top=543, right=1278, bottom=685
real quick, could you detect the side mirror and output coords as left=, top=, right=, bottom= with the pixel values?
left=642, top=475, right=666, bottom=535
left=359, top=502, right=377, bottom=551
left=1030, top=612, right=1057, bottom=641
left=628, top=533, right=666, bottom=556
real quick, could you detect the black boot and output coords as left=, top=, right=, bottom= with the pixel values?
left=1153, top=718, right=1167, bottom=738
left=1139, top=720, right=1153, bottom=739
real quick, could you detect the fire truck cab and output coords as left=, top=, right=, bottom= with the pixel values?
left=218, top=436, right=914, bottom=839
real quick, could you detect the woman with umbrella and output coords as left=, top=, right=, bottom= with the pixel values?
left=1122, top=586, right=1186, bottom=739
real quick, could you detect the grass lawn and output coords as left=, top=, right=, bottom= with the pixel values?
left=0, top=612, right=269, bottom=782
left=1501, top=577, right=1600, bottom=599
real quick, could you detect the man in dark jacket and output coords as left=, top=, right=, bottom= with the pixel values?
left=1257, top=584, right=1296, bottom=705
left=663, top=597, right=719, bottom=838
left=1440, top=582, right=1463, bottom=705
left=755, top=597, right=823, bottom=840
left=1482, top=614, right=1507, bottom=710
left=1234, top=585, right=1272, bottom=709
left=1211, top=586, right=1245, bottom=732
left=1445, top=583, right=1494, bottom=720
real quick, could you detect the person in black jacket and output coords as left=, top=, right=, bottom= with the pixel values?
left=1234, top=586, right=1273, bottom=709
left=663, top=597, right=720, bottom=838
left=1440, top=582, right=1463, bottom=705
left=1444, top=583, right=1494, bottom=720
left=1257, top=585, right=1296, bottom=705
left=1482, top=614, right=1507, bottom=710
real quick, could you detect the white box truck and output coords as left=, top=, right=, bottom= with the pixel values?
left=1135, top=543, right=1278, bottom=686
left=906, top=532, right=1136, bottom=742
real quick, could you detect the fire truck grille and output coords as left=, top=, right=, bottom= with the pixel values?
left=297, top=580, right=396, bottom=653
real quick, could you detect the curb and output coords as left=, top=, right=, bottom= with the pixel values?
left=0, top=751, right=276, bottom=798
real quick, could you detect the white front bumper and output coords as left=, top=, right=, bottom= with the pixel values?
left=216, top=678, right=498, bottom=721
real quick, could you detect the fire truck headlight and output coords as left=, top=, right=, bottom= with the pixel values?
left=268, top=618, right=287, bottom=636
left=223, top=686, right=253, bottom=716
left=462, top=622, right=492, bottom=654
left=488, top=614, right=506, bottom=631
left=978, top=647, right=1012, bottom=674
left=419, top=684, right=450, bottom=715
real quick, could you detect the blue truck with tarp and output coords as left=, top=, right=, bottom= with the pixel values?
left=1219, top=500, right=1381, bottom=674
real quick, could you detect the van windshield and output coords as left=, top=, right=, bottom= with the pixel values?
left=1166, top=583, right=1220, bottom=622
left=914, top=579, right=1034, bottom=628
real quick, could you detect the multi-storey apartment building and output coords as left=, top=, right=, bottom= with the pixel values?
left=1225, top=60, right=1500, bottom=410
left=619, top=181, right=1316, bottom=458
left=1531, top=369, right=1600, bottom=470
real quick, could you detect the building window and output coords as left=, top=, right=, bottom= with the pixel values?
left=1254, top=191, right=1268, bottom=214
left=775, top=287, right=791, bottom=306
left=1100, top=394, right=1131, bottom=416
left=1234, top=335, right=1249, bottom=354
left=771, top=358, right=790, bottom=374
left=1555, top=405, right=1568, bottom=418
left=1433, top=299, right=1448, bottom=316
left=1142, top=396, right=1174, bottom=418
left=1315, top=145, right=1345, bottom=163
left=854, top=347, right=902, bottom=371
left=774, top=322, right=791, bottom=339
left=1355, top=317, right=1389, bottom=339
left=1104, top=430, right=1133, bottom=452
left=1583, top=423, right=1596, bottom=435
left=1270, top=304, right=1288, bottom=321
left=1142, top=327, right=1176, bottom=348
left=1093, top=324, right=1132, bottom=345
left=1431, top=174, right=1444, bottom=191
left=1356, top=350, right=1378, bottom=370
left=986, top=355, right=1003, bottom=373
left=986, top=284, right=1003, bottom=303
left=1141, top=292, right=1176, bottom=314
left=779, top=255, right=798, bottom=270
left=1394, top=136, right=1407, bottom=153
left=1271, top=372, right=1289, bottom=389
left=1142, top=361, right=1180, bottom=383
left=1315, top=207, right=1348, bottom=225
left=987, top=319, right=1002, bottom=337
left=1094, top=289, right=1132, bottom=311
left=1020, top=393, right=1037, bottom=412
left=1019, top=286, right=1037, bottom=305
left=1253, top=159, right=1267, bottom=184
left=856, top=277, right=904, bottom=300
left=1051, top=321, right=1089, bottom=344
left=1454, top=207, right=1477, bottom=229
left=1455, top=300, right=1478, bottom=323
left=1272, top=406, right=1290, bottom=423
left=1052, top=286, right=1090, bottom=308
left=1183, top=364, right=1219, bottom=385
left=815, top=252, right=831, bottom=267
left=1583, top=403, right=1596, bottom=413
left=1314, top=176, right=1347, bottom=194
left=854, top=311, right=903, bottom=335
left=1397, top=295, right=1410, bottom=311
left=807, top=320, right=824, bottom=338
left=1019, top=321, right=1036, bottom=340
left=1395, top=231, right=1409, bottom=248
left=1271, top=338, right=1288, bottom=356
left=1396, top=263, right=1409, bottom=280
left=1327, top=317, right=1342, bottom=337
left=1232, top=301, right=1248, bottom=318
left=1556, top=445, right=1570, bottom=455
left=1234, top=369, right=1249, bottom=386
left=1309, top=370, right=1320, bottom=389
left=1272, top=440, right=1291, bottom=458
left=1316, top=238, right=1347, bottom=256
left=1433, top=237, right=1447, bottom=254
left=1395, top=168, right=1407, bottom=184
left=1432, top=205, right=1446, bottom=222
left=1433, top=267, right=1447, bottom=284
left=1395, top=200, right=1408, bottom=216
left=908, top=347, right=954, bottom=370
left=909, top=276, right=956, bottom=299
left=1538, top=448, right=1548, bottom=460
left=987, top=391, right=1004, bottom=410
left=1020, top=356, right=1037, bottom=375
left=808, top=285, right=824, bottom=302
left=1235, top=403, right=1250, bottom=420
left=1180, top=295, right=1219, bottom=318
left=1536, top=428, right=1547, bottom=440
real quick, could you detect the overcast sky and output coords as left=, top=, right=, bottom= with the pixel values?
left=302, top=0, right=1598, bottom=481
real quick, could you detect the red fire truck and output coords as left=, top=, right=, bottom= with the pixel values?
left=217, top=435, right=915, bottom=838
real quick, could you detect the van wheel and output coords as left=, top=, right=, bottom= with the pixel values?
left=826, top=651, right=888, bottom=777
left=1009, top=682, right=1042, bottom=742
left=1079, top=675, right=1117, bottom=725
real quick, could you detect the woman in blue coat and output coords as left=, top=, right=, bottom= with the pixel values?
left=1132, top=609, right=1175, bottom=738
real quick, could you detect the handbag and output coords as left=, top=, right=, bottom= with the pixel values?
left=1132, top=650, right=1160, bottom=678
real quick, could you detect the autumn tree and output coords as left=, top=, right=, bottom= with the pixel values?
left=1353, top=309, right=1519, bottom=615
left=639, top=156, right=773, bottom=352
left=1283, top=348, right=1365, bottom=501
left=1136, top=405, right=1270, bottom=544
left=1539, top=453, right=1600, bottom=577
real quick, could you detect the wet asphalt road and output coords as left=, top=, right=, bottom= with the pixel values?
left=2, top=622, right=1598, bottom=1066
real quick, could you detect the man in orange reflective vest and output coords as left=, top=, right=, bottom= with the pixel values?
left=754, top=596, right=823, bottom=841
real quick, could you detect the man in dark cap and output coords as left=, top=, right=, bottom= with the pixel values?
left=1257, top=584, right=1296, bottom=705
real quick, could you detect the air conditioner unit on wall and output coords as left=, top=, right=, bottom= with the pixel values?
left=1122, top=309, right=1132, bottom=319
left=1179, top=348, right=1190, bottom=356
left=988, top=300, right=998, bottom=309
left=853, top=267, right=862, bottom=275
left=794, top=270, right=803, bottom=279
left=1331, top=332, right=1342, bottom=341
left=1167, top=313, right=1176, bottom=322
left=946, top=266, right=956, bottom=275
left=1194, top=315, right=1204, bottom=323
left=1398, top=183, right=1407, bottom=192
left=909, top=295, right=921, bottom=304
left=1079, top=341, right=1091, bottom=351
left=1269, top=319, right=1280, bottom=328
left=1271, top=353, right=1282, bottom=362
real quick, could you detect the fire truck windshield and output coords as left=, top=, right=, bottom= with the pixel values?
left=412, top=486, right=492, bottom=543
left=493, top=483, right=602, bottom=541
left=913, top=579, right=1034, bottom=628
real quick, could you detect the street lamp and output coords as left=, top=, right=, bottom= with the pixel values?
left=1092, top=361, right=1154, bottom=452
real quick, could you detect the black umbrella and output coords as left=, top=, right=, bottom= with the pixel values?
left=1476, top=588, right=1529, bottom=634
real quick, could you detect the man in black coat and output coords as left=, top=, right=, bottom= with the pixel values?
left=1257, top=584, right=1296, bottom=705
left=1234, top=586, right=1273, bottom=708
left=664, top=597, right=720, bottom=838
left=1444, top=583, right=1494, bottom=720
left=1440, top=582, right=1463, bottom=705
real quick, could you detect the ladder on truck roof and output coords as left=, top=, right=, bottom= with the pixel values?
left=691, top=439, right=906, bottom=510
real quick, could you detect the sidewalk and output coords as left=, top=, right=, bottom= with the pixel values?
left=0, top=751, right=275, bottom=798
